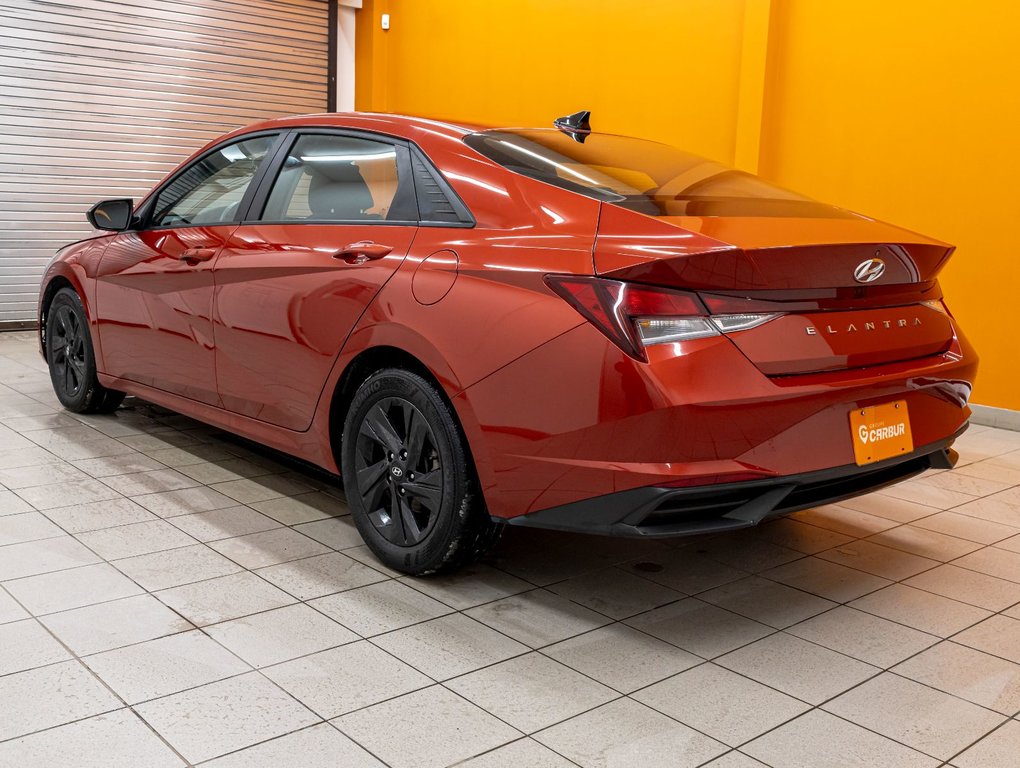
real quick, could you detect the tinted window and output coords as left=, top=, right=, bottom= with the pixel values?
left=152, top=136, right=274, bottom=227
left=464, top=129, right=852, bottom=218
left=262, top=135, right=400, bottom=222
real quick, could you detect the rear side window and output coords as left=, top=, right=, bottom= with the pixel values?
left=152, top=135, right=274, bottom=227
left=262, top=135, right=401, bottom=222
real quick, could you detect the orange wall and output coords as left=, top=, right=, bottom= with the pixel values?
left=355, top=0, right=749, bottom=163
left=355, top=0, right=1020, bottom=411
left=758, top=0, right=1020, bottom=411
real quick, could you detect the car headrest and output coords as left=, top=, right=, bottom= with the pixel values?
left=307, top=163, right=374, bottom=219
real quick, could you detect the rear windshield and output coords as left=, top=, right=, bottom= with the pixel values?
left=463, top=129, right=851, bottom=218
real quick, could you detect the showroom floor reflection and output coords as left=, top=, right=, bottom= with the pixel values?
left=0, top=332, right=1017, bottom=767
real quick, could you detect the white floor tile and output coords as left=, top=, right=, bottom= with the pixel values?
left=823, top=672, right=1005, bottom=760
left=76, top=519, right=197, bottom=560
left=204, top=603, right=357, bottom=668
left=134, top=672, right=319, bottom=764
left=334, top=686, right=518, bottom=768
left=634, top=662, right=809, bottom=746
left=465, top=589, right=610, bottom=648
left=447, top=652, right=616, bottom=732
left=203, top=723, right=384, bottom=768
left=41, top=593, right=192, bottom=655
left=544, top=623, right=699, bottom=692
left=156, top=571, right=296, bottom=627
left=0, top=660, right=122, bottom=741
left=0, top=618, right=71, bottom=676
left=309, top=580, right=451, bottom=636
left=84, top=629, right=251, bottom=704
left=113, top=544, right=242, bottom=591
left=373, top=613, right=529, bottom=680
left=0, top=709, right=185, bottom=768
left=625, top=597, right=773, bottom=659
left=0, top=535, right=101, bottom=580
left=716, top=632, right=879, bottom=705
left=535, top=698, right=727, bottom=768
left=264, top=640, right=431, bottom=718
left=744, top=709, right=937, bottom=768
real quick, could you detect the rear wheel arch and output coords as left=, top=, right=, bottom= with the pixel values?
left=326, top=345, right=494, bottom=495
left=329, top=346, right=459, bottom=466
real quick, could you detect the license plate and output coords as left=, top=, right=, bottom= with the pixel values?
left=850, top=400, right=913, bottom=465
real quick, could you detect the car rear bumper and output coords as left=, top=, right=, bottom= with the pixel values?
left=500, top=427, right=963, bottom=537
left=459, top=316, right=977, bottom=522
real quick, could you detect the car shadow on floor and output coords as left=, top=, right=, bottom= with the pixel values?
left=118, top=396, right=910, bottom=644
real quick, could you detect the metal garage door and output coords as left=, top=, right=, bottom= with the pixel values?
left=0, top=0, right=331, bottom=325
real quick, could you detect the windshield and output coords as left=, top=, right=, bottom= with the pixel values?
left=463, top=129, right=852, bottom=218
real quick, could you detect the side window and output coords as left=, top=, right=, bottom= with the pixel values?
left=151, top=135, right=275, bottom=227
left=262, top=134, right=400, bottom=222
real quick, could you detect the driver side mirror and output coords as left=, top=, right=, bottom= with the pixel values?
left=86, top=199, right=134, bottom=231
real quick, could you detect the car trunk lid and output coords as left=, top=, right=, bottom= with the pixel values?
left=594, top=204, right=957, bottom=375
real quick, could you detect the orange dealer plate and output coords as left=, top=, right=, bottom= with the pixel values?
left=849, top=400, right=913, bottom=466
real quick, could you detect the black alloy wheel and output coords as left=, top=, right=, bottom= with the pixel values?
left=45, top=287, right=125, bottom=414
left=341, top=368, right=501, bottom=575
left=50, top=302, right=87, bottom=398
left=355, top=396, right=444, bottom=546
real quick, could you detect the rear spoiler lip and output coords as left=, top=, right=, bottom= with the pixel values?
left=695, top=282, right=945, bottom=314
left=597, top=240, right=954, bottom=293
left=593, top=203, right=955, bottom=291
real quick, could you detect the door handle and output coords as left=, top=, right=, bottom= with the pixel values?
left=333, top=241, right=394, bottom=265
left=177, top=247, right=217, bottom=263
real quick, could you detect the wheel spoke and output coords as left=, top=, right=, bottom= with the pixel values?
left=389, top=487, right=409, bottom=544
left=402, top=469, right=442, bottom=511
left=55, top=308, right=71, bottom=340
left=63, top=360, right=75, bottom=393
left=405, top=408, right=428, bottom=468
left=361, top=404, right=402, bottom=456
left=357, top=457, right=389, bottom=493
left=398, top=495, right=423, bottom=544
left=357, top=459, right=389, bottom=513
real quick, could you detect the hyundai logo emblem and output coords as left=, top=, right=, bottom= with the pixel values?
left=390, top=466, right=403, bottom=478
left=853, top=258, right=886, bottom=283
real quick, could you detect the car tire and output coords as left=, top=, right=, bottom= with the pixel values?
left=45, top=287, right=125, bottom=414
left=341, top=367, right=501, bottom=575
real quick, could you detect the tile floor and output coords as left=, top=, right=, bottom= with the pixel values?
left=0, top=330, right=1018, bottom=767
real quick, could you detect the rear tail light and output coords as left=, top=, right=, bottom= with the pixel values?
left=922, top=299, right=951, bottom=316
left=545, top=275, right=780, bottom=361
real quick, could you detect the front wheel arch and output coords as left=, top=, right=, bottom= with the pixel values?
left=40, top=275, right=77, bottom=363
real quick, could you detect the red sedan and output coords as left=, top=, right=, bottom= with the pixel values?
left=38, top=111, right=977, bottom=574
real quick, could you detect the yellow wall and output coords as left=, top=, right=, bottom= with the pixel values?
left=355, top=0, right=1020, bottom=411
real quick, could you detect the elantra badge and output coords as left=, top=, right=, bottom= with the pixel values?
left=853, top=258, right=886, bottom=283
